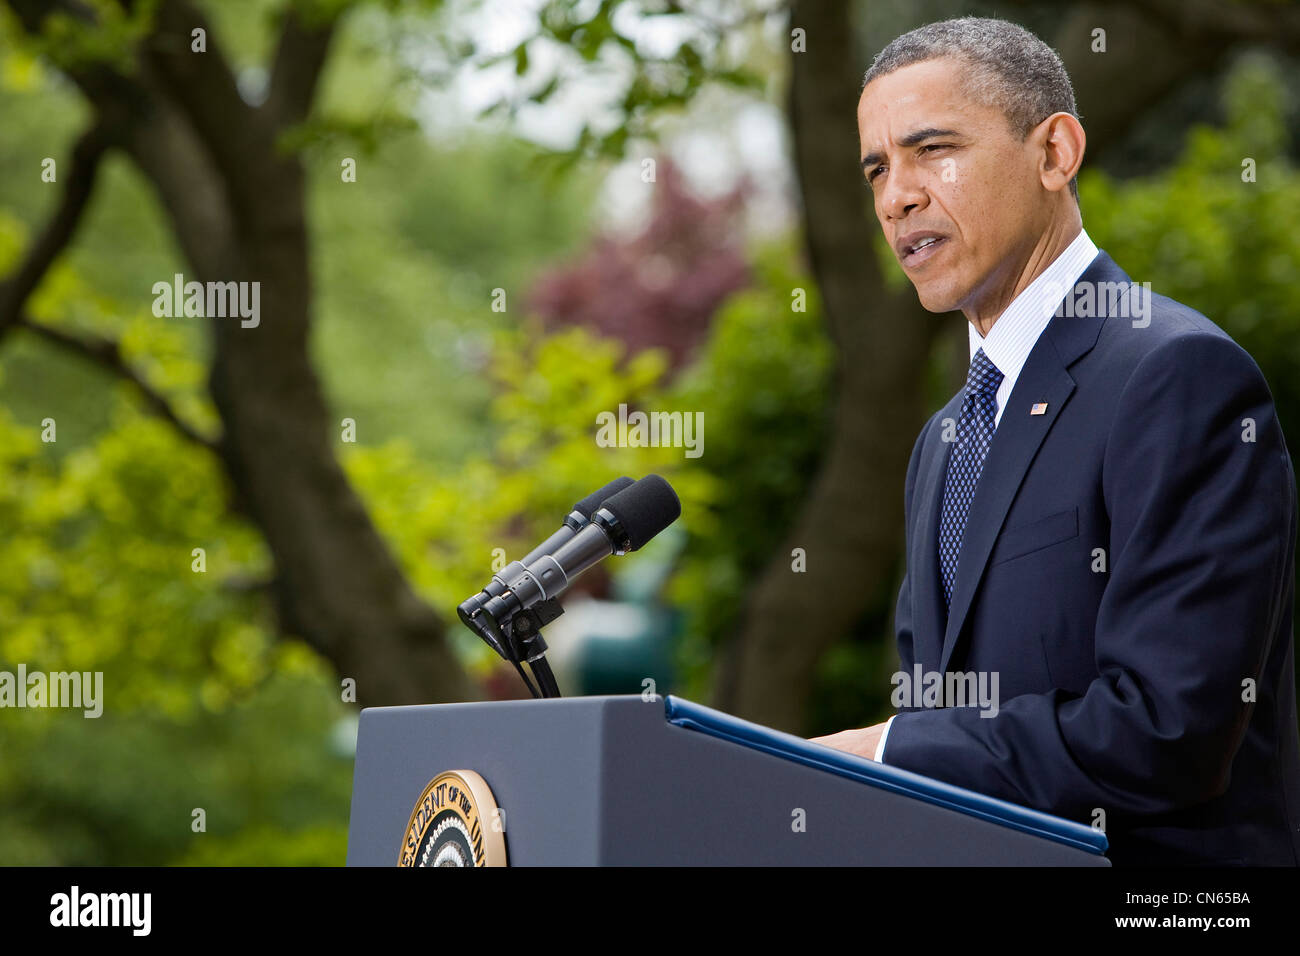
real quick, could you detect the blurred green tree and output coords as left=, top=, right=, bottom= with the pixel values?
left=0, top=0, right=475, bottom=707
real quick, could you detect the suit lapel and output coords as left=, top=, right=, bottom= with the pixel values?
left=914, top=390, right=963, bottom=667
left=933, top=250, right=1127, bottom=674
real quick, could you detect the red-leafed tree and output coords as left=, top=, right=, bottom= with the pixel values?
left=528, top=157, right=750, bottom=371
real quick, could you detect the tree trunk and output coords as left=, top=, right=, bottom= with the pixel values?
left=712, top=0, right=940, bottom=733
left=5, top=0, right=474, bottom=707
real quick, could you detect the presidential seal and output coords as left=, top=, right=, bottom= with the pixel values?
left=398, top=770, right=507, bottom=867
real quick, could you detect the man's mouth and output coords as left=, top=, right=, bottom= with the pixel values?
left=897, top=233, right=948, bottom=267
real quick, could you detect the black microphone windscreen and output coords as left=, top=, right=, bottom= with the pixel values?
left=574, top=476, right=635, bottom=519
left=603, top=474, right=681, bottom=551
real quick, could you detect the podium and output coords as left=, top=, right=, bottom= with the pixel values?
left=347, top=694, right=1109, bottom=866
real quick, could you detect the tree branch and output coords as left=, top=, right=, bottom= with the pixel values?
left=139, top=0, right=264, bottom=214
left=264, top=3, right=341, bottom=130
left=16, top=315, right=219, bottom=452
left=0, top=121, right=111, bottom=341
left=1120, top=0, right=1300, bottom=51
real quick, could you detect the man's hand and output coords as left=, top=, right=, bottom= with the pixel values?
left=808, top=721, right=891, bottom=761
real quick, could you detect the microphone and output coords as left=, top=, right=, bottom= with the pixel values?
left=478, top=474, right=681, bottom=627
left=456, top=476, right=634, bottom=629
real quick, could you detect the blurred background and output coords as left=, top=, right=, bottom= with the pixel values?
left=0, top=0, right=1297, bottom=864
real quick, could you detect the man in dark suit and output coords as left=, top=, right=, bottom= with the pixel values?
left=808, top=17, right=1300, bottom=865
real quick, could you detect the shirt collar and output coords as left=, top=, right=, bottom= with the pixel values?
left=968, top=228, right=1100, bottom=376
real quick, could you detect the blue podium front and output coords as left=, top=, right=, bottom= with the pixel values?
left=347, top=694, right=1108, bottom=866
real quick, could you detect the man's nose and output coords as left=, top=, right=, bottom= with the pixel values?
left=881, top=170, right=928, bottom=221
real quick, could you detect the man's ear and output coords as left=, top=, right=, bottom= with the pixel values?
left=1034, top=112, right=1086, bottom=195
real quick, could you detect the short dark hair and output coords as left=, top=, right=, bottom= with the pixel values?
left=862, top=17, right=1080, bottom=201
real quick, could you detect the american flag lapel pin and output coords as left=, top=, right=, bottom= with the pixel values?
left=1030, top=402, right=1049, bottom=416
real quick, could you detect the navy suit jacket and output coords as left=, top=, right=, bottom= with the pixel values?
left=886, top=249, right=1300, bottom=865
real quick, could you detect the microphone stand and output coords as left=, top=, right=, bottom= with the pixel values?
left=470, top=600, right=565, bottom=699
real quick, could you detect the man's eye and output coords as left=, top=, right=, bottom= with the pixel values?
left=922, top=144, right=950, bottom=153
left=867, top=166, right=885, bottom=183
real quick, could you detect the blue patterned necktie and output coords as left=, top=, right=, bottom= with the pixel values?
left=938, top=347, right=1004, bottom=608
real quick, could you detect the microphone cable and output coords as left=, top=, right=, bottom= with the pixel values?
left=477, top=612, right=540, bottom=699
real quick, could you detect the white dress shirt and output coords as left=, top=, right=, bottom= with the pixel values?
left=874, top=228, right=1100, bottom=762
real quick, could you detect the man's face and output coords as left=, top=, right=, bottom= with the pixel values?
left=857, top=57, right=1046, bottom=314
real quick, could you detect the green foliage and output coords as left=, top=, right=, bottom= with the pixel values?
left=0, top=3, right=596, bottom=863
left=338, top=239, right=831, bottom=699
left=277, top=113, right=421, bottom=157
left=306, top=131, right=597, bottom=465
left=0, top=669, right=353, bottom=865
left=24, top=0, right=160, bottom=75
left=1083, top=55, right=1300, bottom=377
left=808, top=636, right=900, bottom=736
left=343, top=321, right=719, bottom=678
left=0, top=188, right=255, bottom=712
left=468, top=0, right=768, bottom=162
left=0, top=406, right=273, bottom=715
left=385, top=134, right=594, bottom=289
left=174, top=823, right=349, bottom=866
left=666, top=241, right=833, bottom=697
